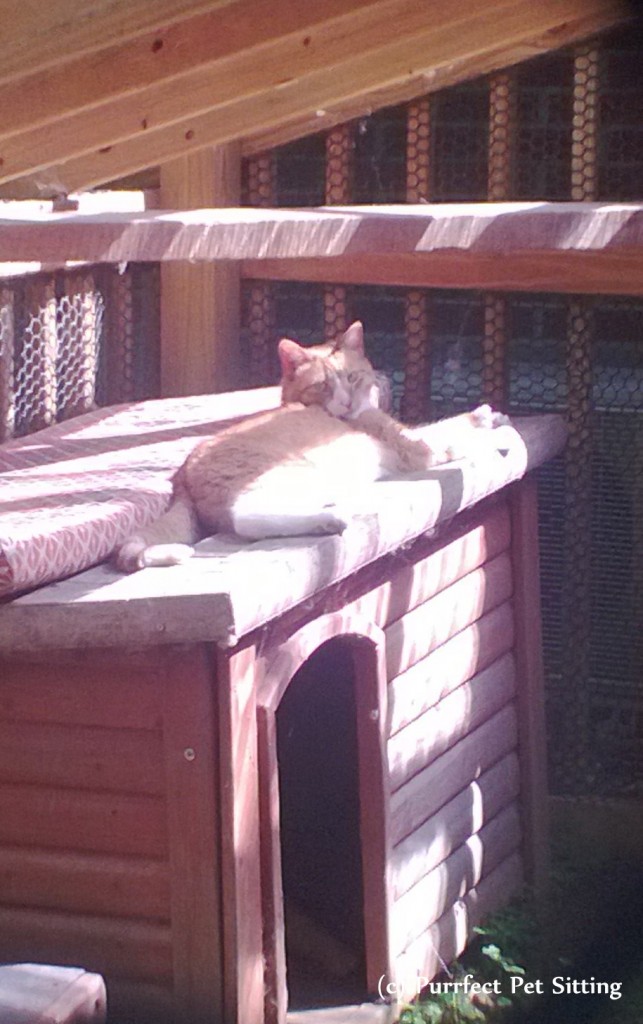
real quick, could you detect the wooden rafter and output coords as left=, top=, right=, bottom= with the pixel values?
left=0, top=0, right=454, bottom=187
left=242, top=7, right=629, bottom=158
left=0, top=0, right=631, bottom=199
left=0, top=0, right=234, bottom=84
left=0, top=0, right=383, bottom=146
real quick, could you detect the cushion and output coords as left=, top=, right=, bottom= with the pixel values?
left=0, top=387, right=281, bottom=597
left=0, top=963, right=106, bottom=1024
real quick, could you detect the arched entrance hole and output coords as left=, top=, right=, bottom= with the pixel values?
left=276, top=638, right=368, bottom=1009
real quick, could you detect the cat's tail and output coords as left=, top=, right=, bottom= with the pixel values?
left=114, top=485, right=200, bottom=573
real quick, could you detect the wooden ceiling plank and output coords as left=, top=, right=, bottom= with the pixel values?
left=0, top=0, right=239, bottom=86
left=7, top=0, right=627, bottom=197
left=0, top=0, right=381, bottom=141
left=0, top=202, right=641, bottom=266
left=0, top=0, right=458, bottom=185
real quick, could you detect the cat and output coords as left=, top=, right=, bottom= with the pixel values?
left=114, top=321, right=508, bottom=572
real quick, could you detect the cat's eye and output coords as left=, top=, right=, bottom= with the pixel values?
left=301, top=382, right=330, bottom=402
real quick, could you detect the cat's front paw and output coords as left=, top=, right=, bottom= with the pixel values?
left=318, top=508, right=350, bottom=534
left=400, top=435, right=447, bottom=470
left=472, top=404, right=511, bottom=428
left=114, top=537, right=147, bottom=573
left=142, top=543, right=195, bottom=566
left=114, top=537, right=194, bottom=571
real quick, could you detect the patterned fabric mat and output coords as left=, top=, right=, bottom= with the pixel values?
left=0, top=388, right=280, bottom=597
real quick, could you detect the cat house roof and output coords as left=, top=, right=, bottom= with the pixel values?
left=0, top=405, right=566, bottom=652
left=0, top=0, right=632, bottom=201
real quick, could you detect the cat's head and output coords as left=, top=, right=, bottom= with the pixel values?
left=278, top=321, right=389, bottom=418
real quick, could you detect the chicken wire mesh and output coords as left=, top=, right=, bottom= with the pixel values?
left=0, top=263, right=160, bottom=441
left=242, top=24, right=643, bottom=795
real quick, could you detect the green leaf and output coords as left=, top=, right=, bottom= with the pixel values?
left=502, top=961, right=526, bottom=975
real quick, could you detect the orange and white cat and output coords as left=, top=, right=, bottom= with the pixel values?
left=114, top=321, right=508, bottom=572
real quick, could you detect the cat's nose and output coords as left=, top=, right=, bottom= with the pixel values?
left=327, top=397, right=349, bottom=416
left=326, top=388, right=352, bottom=417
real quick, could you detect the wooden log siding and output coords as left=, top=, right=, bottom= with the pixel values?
left=0, top=719, right=165, bottom=794
left=394, top=854, right=524, bottom=997
left=252, top=497, right=526, bottom=996
left=376, top=495, right=524, bottom=979
left=387, top=652, right=516, bottom=793
left=0, top=785, right=167, bottom=858
left=0, top=645, right=222, bottom=1022
left=325, top=500, right=511, bottom=649
left=391, top=752, right=521, bottom=900
left=390, top=803, right=522, bottom=953
left=384, top=552, right=513, bottom=678
left=0, top=848, right=170, bottom=922
left=388, top=703, right=518, bottom=849
left=387, top=600, right=515, bottom=737
left=245, top=493, right=528, bottom=1006
left=0, top=908, right=173, bottom=983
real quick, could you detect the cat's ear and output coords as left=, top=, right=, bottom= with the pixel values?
left=278, top=337, right=312, bottom=379
left=338, top=321, right=365, bottom=354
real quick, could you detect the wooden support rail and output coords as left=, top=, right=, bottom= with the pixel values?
left=0, top=203, right=642, bottom=295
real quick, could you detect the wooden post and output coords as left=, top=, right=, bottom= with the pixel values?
left=160, top=145, right=241, bottom=397
left=217, top=642, right=264, bottom=1024
left=508, top=478, right=549, bottom=893
left=161, top=646, right=223, bottom=1024
left=352, top=634, right=392, bottom=996
left=256, top=705, right=288, bottom=1024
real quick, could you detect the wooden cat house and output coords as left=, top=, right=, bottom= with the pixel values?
left=0, top=381, right=565, bottom=1023
left=0, top=3, right=635, bottom=1021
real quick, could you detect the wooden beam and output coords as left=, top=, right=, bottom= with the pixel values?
left=0, top=0, right=234, bottom=85
left=0, top=190, right=154, bottom=278
left=159, top=146, right=241, bottom=396
left=1, top=0, right=629, bottom=196
left=244, top=249, right=643, bottom=297
left=1, top=202, right=642, bottom=295
left=0, top=0, right=417, bottom=184
left=243, top=6, right=630, bottom=157
left=0, top=0, right=377, bottom=140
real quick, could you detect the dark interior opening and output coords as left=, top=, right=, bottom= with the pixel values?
left=276, top=639, right=367, bottom=1009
